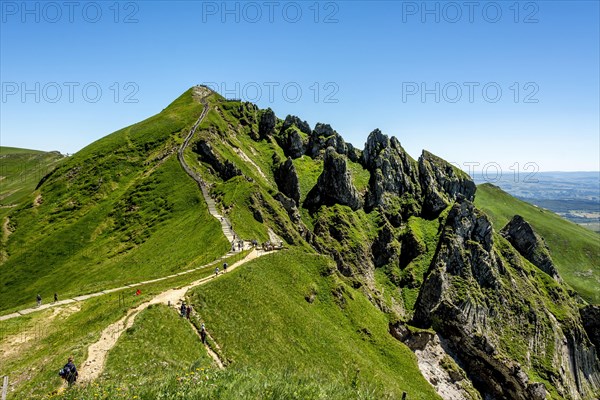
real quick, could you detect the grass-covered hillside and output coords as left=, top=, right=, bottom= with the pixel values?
left=0, top=146, right=64, bottom=219
left=0, top=89, right=229, bottom=312
left=2, top=86, right=598, bottom=400
left=476, top=183, right=600, bottom=304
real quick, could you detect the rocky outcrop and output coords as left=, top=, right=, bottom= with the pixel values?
left=413, top=199, right=499, bottom=329
left=389, top=321, right=482, bottom=400
left=304, top=147, right=362, bottom=211
left=412, top=198, right=600, bottom=399
left=371, top=222, right=400, bottom=269
left=258, top=108, right=276, bottom=139
left=278, top=128, right=306, bottom=159
left=274, top=192, right=301, bottom=224
left=419, top=150, right=476, bottom=218
left=581, top=305, right=600, bottom=357
left=274, top=157, right=301, bottom=205
left=193, top=140, right=241, bottom=181
left=306, top=123, right=347, bottom=158
left=282, top=115, right=311, bottom=136
left=362, top=129, right=421, bottom=218
left=276, top=115, right=311, bottom=158
left=346, top=142, right=362, bottom=164
left=500, top=215, right=560, bottom=280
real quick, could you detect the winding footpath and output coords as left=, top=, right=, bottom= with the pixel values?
left=79, top=89, right=259, bottom=381
left=79, top=249, right=264, bottom=382
left=0, top=88, right=241, bottom=323
left=2, top=87, right=270, bottom=387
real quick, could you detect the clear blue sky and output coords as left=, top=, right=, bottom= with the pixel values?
left=1, top=0, right=598, bottom=172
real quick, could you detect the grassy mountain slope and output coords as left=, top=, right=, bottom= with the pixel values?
left=3, top=87, right=598, bottom=399
left=187, top=250, right=440, bottom=400
left=0, top=90, right=229, bottom=312
left=475, top=183, right=600, bottom=304
left=0, top=146, right=64, bottom=221
left=0, top=258, right=237, bottom=399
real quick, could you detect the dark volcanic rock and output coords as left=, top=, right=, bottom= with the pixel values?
left=304, top=147, right=362, bottom=211
left=282, top=115, right=311, bottom=136
left=258, top=108, right=276, bottom=139
left=274, top=192, right=301, bottom=224
left=193, top=140, right=241, bottom=181
left=362, top=129, right=422, bottom=216
left=581, top=305, right=600, bottom=357
left=278, top=128, right=306, bottom=159
left=500, top=215, right=560, bottom=280
left=371, top=222, right=400, bottom=268
left=418, top=150, right=476, bottom=218
left=306, top=123, right=347, bottom=157
left=412, top=198, right=600, bottom=399
left=346, top=142, right=362, bottom=164
left=274, top=157, right=301, bottom=205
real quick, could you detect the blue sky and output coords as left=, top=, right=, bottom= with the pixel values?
left=1, top=0, right=599, bottom=172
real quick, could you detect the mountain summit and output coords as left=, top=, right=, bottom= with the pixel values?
left=1, top=86, right=598, bottom=399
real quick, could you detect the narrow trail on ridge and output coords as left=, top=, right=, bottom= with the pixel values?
left=79, top=89, right=272, bottom=382
left=79, top=249, right=265, bottom=383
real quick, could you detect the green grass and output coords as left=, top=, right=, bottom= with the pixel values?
left=0, top=90, right=230, bottom=312
left=347, top=159, right=370, bottom=193
left=102, top=304, right=215, bottom=385
left=0, top=147, right=64, bottom=219
left=187, top=250, right=441, bottom=400
left=401, top=214, right=444, bottom=312
left=50, top=367, right=406, bottom=399
left=293, top=155, right=324, bottom=204
left=0, top=250, right=247, bottom=399
left=475, top=183, right=600, bottom=304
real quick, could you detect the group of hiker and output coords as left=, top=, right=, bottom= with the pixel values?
left=36, top=292, right=59, bottom=307
left=180, top=301, right=193, bottom=319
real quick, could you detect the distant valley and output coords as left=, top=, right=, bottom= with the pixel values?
left=472, top=171, right=600, bottom=233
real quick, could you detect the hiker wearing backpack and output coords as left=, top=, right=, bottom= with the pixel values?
left=36, top=294, right=42, bottom=307
left=59, top=356, right=78, bottom=387
left=180, top=302, right=186, bottom=318
left=223, top=262, right=228, bottom=273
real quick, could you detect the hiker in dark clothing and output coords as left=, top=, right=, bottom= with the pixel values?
left=54, top=293, right=58, bottom=303
left=37, top=294, right=42, bottom=307
left=180, top=302, right=186, bottom=317
left=59, top=356, right=78, bottom=387
left=200, top=323, right=207, bottom=344
left=186, top=305, right=192, bottom=319
left=223, top=262, right=228, bottom=273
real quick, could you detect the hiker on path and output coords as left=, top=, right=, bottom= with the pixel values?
left=200, top=323, right=207, bottom=344
left=180, top=302, right=186, bottom=317
left=215, top=267, right=219, bottom=276
left=54, top=293, right=58, bottom=303
left=186, top=305, right=192, bottom=319
left=59, top=356, right=78, bottom=387
left=223, top=262, right=228, bottom=273
left=37, top=294, right=42, bottom=307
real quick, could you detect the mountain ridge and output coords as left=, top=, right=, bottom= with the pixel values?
left=1, top=86, right=598, bottom=399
